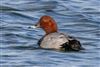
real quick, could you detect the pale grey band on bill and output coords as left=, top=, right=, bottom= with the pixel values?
left=30, top=25, right=37, bottom=28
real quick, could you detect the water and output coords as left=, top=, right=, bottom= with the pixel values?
left=0, top=0, right=100, bottom=67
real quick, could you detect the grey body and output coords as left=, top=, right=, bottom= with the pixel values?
left=40, top=32, right=71, bottom=49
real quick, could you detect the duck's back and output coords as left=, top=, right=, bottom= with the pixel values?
left=40, top=33, right=69, bottom=49
left=38, top=32, right=83, bottom=51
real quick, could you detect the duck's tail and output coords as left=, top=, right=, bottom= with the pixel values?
left=61, top=39, right=84, bottom=51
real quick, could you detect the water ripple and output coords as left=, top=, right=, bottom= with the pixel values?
left=1, top=0, right=100, bottom=67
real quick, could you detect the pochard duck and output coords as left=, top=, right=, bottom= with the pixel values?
left=31, top=15, right=84, bottom=51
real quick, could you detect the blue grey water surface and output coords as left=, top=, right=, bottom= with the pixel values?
left=0, top=0, right=100, bottom=67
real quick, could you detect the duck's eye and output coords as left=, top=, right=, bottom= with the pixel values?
left=48, top=22, right=52, bottom=26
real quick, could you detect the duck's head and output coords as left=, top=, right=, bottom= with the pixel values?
left=31, top=15, right=58, bottom=35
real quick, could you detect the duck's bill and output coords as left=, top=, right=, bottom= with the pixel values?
left=30, top=25, right=37, bottom=28
left=29, top=23, right=40, bottom=29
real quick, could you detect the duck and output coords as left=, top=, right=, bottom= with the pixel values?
left=31, top=15, right=84, bottom=51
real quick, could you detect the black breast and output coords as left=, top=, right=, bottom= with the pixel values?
left=37, top=36, right=45, bottom=46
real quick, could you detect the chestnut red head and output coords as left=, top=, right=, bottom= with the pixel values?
left=34, top=15, right=58, bottom=35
